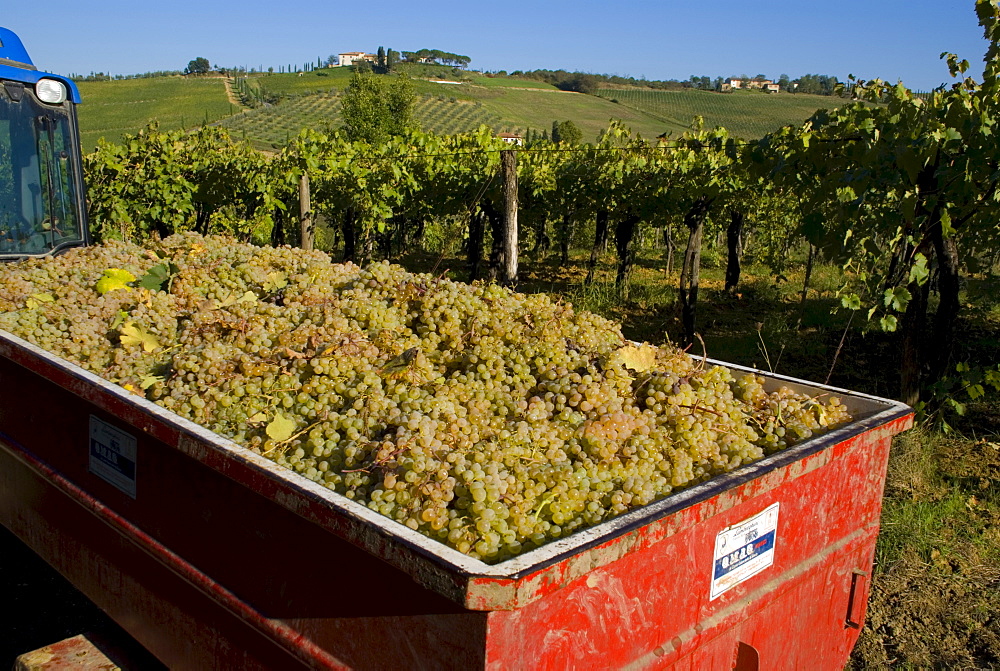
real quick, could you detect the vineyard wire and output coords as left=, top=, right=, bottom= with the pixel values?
left=331, top=136, right=864, bottom=167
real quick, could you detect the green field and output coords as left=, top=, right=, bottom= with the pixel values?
left=75, top=70, right=855, bottom=149
left=220, top=70, right=666, bottom=146
left=219, top=91, right=504, bottom=149
left=76, top=76, right=236, bottom=150
left=595, top=87, right=848, bottom=139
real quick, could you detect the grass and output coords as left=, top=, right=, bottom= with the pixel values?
left=470, top=86, right=670, bottom=141
left=75, top=70, right=856, bottom=148
left=76, top=76, right=236, bottom=150
left=595, top=87, right=849, bottom=139
left=232, top=70, right=663, bottom=141
left=851, top=428, right=1000, bottom=668
left=239, top=69, right=356, bottom=97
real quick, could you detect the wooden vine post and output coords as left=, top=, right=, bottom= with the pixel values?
left=299, top=172, right=314, bottom=251
left=500, top=147, right=519, bottom=285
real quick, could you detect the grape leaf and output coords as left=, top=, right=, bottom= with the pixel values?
left=263, top=272, right=288, bottom=293
left=608, top=344, right=659, bottom=372
left=136, top=262, right=178, bottom=292
left=139, top=374, right=164, bottom=389
left=883, top=286, right=912, bottom=312
left=248, top=412, right=268, bottom=423
left=909, top=253, right=930, bottom=286
left=266, top=413, right=297, bottom=442
left=25, top=293, right=55, bottom=309
left=96, top=268, right=136, bottom=295
left=110, top=309, right=129, bottom=329
left=237, top=291, right=258, bottom=303
left=120, top=321, right=160, bottom=353
left=841, top=294, right=862, bottom=310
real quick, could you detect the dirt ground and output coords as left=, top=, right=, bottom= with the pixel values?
left=850, top=429, right=1000, bottom=669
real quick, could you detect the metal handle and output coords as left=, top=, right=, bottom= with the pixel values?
left=845, top=568, right=869, bottom=629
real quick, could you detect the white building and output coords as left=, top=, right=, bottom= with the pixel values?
left=337, top=52, right=373, bottom=67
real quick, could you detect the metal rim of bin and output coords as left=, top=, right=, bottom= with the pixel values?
left=0, top=328, right=912, bottom=609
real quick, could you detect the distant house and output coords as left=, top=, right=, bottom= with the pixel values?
left=337, top=52, right=374, bottom=67
left=725, top=77, right=780, bottom=93
left=497, top=132, right=524, bottom=146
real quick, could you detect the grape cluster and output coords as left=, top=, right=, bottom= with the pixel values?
left=0, top=234, right=853, bottom=562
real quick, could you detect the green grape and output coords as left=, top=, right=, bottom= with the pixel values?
left=0, top=233, right=854, bottom=564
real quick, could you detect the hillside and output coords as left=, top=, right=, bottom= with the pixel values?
left=594, top=87, right=847, bottom=139
left=219, top=91, right=505, bottom=149
left=76, top=76, right=236, bottom=150
left=75, top=65, right=850, bottom=148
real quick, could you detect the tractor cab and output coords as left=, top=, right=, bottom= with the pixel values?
left=0, top=26, right=89, bottom=260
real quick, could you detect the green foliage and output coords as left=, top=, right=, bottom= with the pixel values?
left=749, top=0, right=1000, bottom=400
left=185, top=57, right=211, bottom=75
left=551, top=120, right=583, bottom=145
left=401, top=49, right=470, bottom=67
left=83, top=125, right=279, bottom=244
left=916, top=362, right=1000, bottom=432
left=136, top=262, right=179, bottom=292
left=555, top=73, right=601, bottom=95
left=340, top=72, right=417, bottom=143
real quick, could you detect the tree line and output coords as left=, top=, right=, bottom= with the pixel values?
left=496, top=69, right=845, bottom=95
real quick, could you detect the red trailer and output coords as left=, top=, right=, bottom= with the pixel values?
left=0, top=328, right=911, bottom=669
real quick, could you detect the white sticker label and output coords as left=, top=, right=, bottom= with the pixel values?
left=710, top=502, right=779, bottom=600
left=89, top=415, right=137, bottom=498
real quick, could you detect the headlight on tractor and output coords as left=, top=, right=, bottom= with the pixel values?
left=35, top=78, right=67, bottom=104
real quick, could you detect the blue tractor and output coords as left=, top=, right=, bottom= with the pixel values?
left=0, top=27, right=89, bottom=259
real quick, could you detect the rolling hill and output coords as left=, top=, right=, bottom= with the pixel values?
left=75, top=65, right=851, bottom=149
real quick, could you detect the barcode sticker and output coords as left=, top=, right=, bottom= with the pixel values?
left=710, top=502, right=779, bottom=600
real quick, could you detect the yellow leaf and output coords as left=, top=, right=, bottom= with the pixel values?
left=608, top=344, right=659, bottom=372
left=139, top=374, right=164, bottom=389
left=237, top=291, right=258, bottom=303
left=248, top=412, right=268, bottom=423
left=263, top=272, right=288, bottom=293
left=96, top=268, right=136, bottom=295
left=266, top=412, right=297, bottom=442
left=120, top=321, right=160, bottom=353
left=25, top=292, right=55, bottom=309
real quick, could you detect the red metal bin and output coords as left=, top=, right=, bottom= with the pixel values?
left=0, top=329, right=912, bottom=669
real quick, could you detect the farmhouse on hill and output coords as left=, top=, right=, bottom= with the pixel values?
left=723, top=77, right=780, bottom=93
left=336, top=52, right=374, bottom=67
left=497, top=132, right=524, bottom=146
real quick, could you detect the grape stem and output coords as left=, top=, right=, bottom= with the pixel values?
left=694, top=333, right=708, bottom=372
left=679, top=403, right=725, bottom=418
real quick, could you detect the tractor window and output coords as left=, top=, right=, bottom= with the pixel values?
left=0, top=82, right=86, bottom=258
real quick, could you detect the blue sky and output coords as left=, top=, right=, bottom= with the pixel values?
left=3, top=0, right=990, bottom=91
